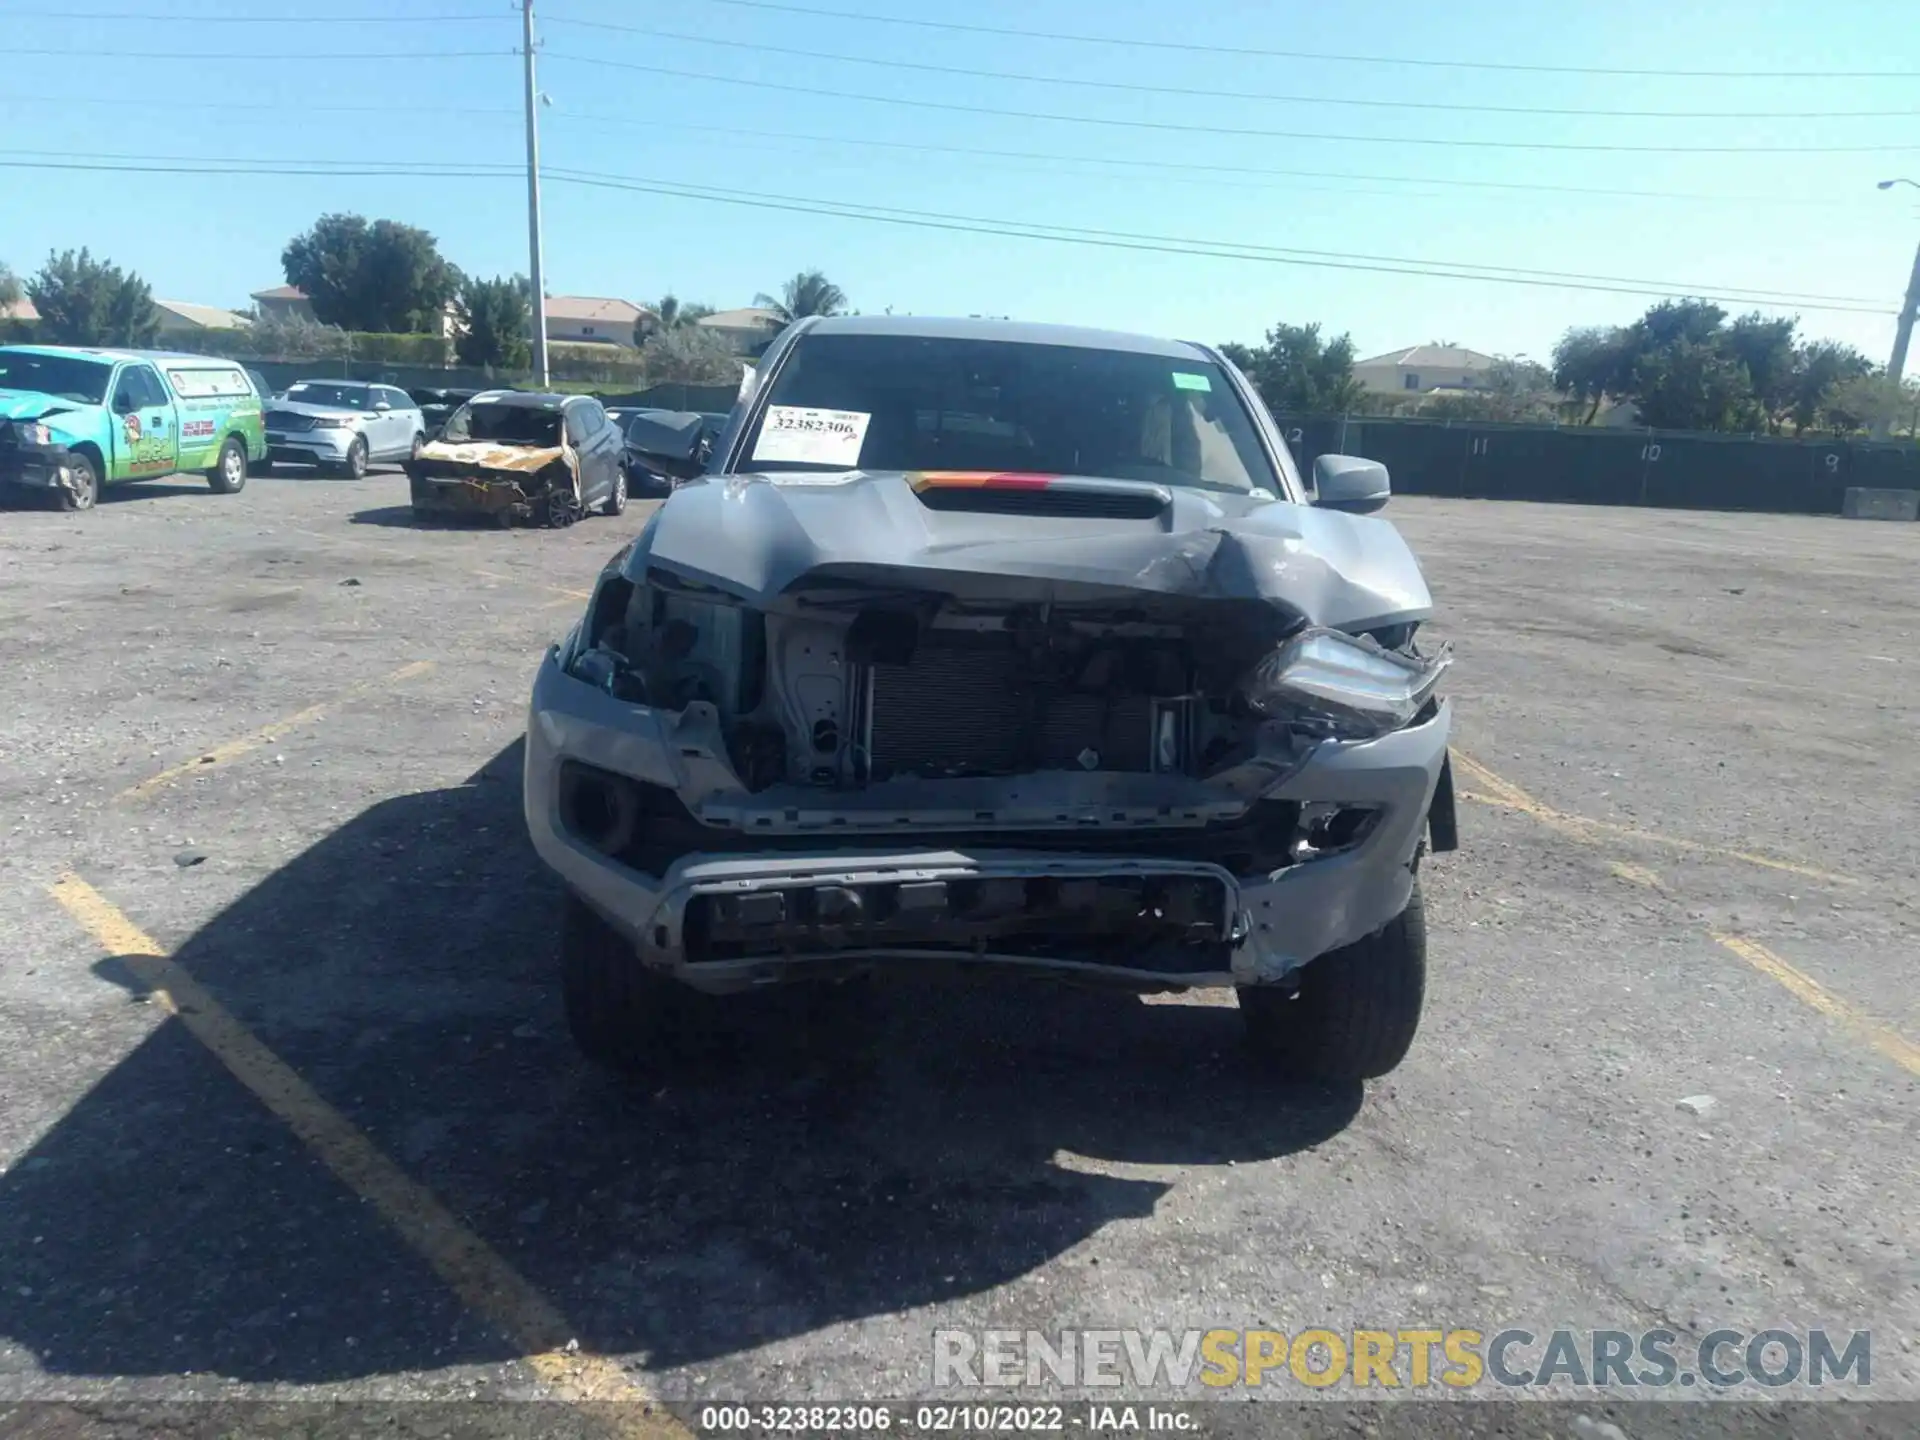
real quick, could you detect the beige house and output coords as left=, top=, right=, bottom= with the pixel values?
left=153, top=299, right=251, bottom=335
left=2, top=295, right=39, bottom=334
left=545, top=295, right=649, bottom=348
left=1353, top=344, right=1497, bottom=396
left=697, top=306, right=784, bottom=355
left=250, top=284, right=316, bottom=323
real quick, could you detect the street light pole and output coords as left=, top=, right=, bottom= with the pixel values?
left=1878, top=180, right=1920, bottom=389
left=522, top=0, right=550, bottom=389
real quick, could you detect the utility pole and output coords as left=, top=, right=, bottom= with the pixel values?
left=521, top=0, right=550, bottom=389
left=1888, top=239, right=1920, bottom=389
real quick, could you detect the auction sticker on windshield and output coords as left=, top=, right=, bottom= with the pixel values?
left=753, top=405, right=870, bottom=466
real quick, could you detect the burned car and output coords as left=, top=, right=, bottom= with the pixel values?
left=525, top=316, right=1454, bottom=1082
left=405, top=389, right=626, bottom=526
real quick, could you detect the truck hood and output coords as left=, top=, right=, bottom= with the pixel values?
left=0, top=390, right=83, bottom=425
left=629, top=469, right=1433, bottom=632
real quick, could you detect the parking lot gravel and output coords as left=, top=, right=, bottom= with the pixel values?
left=0, top=474, right=1915, bottom=1436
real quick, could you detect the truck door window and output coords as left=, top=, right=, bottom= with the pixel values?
left=115, top=366, right=167, bottom=411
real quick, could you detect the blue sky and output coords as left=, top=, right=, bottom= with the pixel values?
left=5, top=0, right=1918, bottom=364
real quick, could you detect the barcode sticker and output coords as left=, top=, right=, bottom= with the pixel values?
left=751, top=406, right=871, bottom=466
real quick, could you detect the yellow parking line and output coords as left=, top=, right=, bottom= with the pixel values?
left=1454, top=759, right=1917, bottom=1078
left=119, top=660, right=436, bottom=801
left=1711, top=932, right=1920, bottom=1078
left=1452, top=750, right=1855, bottom=887
left=472, top=566, right=593, bottom=603
left=45, top=873, right=688, bottom=1437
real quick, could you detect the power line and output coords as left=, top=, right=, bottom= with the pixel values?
left=0, top=90, right=1885, bottom=207
left=650, top=0, right=1920, bottom=79
left=0, top=147, right=1884, bottom=298
left=536, top=167, right=1886, bottom=306
left=10, top=46, right=508, bottom=60
left=0, top=92, right=518, bottom=117
left=537, top=108, right=1878, bottom=212
left=0, top=149, right=520, bottom=173
left=0, top=155, right=1890, bottom=314
left=8, top=7, right=501, bottom=19
left=540, top=167, right=1898, bottom=313
left=543, top=52, right=1920, bottom=153
left=543, top=18, right=1920, bottom=120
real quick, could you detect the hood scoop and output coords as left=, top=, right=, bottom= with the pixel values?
left=908, top=471, right=1171, bottom=520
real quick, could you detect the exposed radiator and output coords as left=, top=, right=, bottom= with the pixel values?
left=867, top=640, right=1155, bottom=778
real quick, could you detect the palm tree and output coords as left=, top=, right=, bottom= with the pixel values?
left=754, top=270, right=848, bottom=326
left=636, top=293, right=715, bottom=345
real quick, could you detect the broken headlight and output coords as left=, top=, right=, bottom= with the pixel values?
left=13, top=422, right=54, bottom=447
left=1240, top=627, right=1449, bottom=740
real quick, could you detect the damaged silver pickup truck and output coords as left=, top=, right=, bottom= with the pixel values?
left=525, top=316, right=1455, bottom=1082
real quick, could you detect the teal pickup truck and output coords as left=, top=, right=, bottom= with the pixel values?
left=0, top=345, right=268, bottom=511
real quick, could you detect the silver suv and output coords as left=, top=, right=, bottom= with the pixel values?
left=262, top=381, right=425, bottom=477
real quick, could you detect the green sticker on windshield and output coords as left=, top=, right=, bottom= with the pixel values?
left=1171, top=371, right=1212, bottom=392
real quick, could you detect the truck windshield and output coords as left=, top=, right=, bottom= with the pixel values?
left=442, top=402, right=562, bottom=446
left=0, top=350, right=113, bottom=405
left=740, top=333, right=1274, bottom=493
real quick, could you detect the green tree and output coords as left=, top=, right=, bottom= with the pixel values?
left=1551, top=325, right=1635, bottom=424
left=640, top=325, right=742, bottom=385
left=635, top=293, right=716, bottom=345
left=754, top=270, right=847, bottom=326
left=246, top=308, right=344, bottom=358
left=1821, top=371, right=1918, bottom=435
left=1229, top=321, right=1367, bottom=415
left=1722, top=312, right=1800, bottom=431
left=0, top=263, right=20, bottom=310
left=26, top=248, right=159, bottom=346
left=1627, top=337, right=1752, bottom=431
left=1789, top=341, right=1877, bottom=432
left=454, top=274, right=532, bottom=369
left=282, top=213, right=459, bottom=333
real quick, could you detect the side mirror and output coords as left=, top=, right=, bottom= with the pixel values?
left=373, top=401, right=392, bottom=412
left=1312, top=454, right=1390, bottom=514
left=623, top=411, right=710, bottom=480
left=112, top=392, right=136, bottom=415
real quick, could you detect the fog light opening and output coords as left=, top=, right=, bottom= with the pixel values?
left=558, top=762, right=641, bottom=856
left=1292, top=803, right=1382, bottom=862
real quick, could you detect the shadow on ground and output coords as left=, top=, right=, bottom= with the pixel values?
left=0, top=741, right=1359, bottom=1386
left=93, top=480, right=218, bottom=504
left=349, top=505, right=488, bottom=530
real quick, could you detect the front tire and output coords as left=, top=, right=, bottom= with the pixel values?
left=561, top=893, right=698, bottom=1074
left=58, top=450, right=101, bottom=511
left=409, top=432, right=425, bottom=463
left=1238, top=881, right=1427, bottom=1082
left=208, top=437, right=248, bottom=494
left=338, top=436, right=369, bottom=479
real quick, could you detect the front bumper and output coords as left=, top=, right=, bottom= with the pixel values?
left=409, top=471, right=533, bottom=516
left=265, top=428, right=356, bottom=465
left=524, top=651, right=1451, bottom=992
left=0, top=439, right=76, bottom=495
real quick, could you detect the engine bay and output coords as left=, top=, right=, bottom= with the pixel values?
left=566, top=572, right=1296, bottom=793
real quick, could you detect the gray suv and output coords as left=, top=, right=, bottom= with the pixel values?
left=262, top=381, right=425, bottom=477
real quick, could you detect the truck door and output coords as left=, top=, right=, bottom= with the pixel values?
left=108, top=363, right=180, bottom=481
